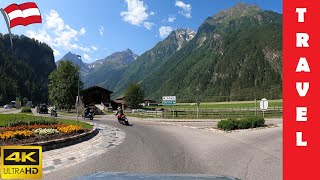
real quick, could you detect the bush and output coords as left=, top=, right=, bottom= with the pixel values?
left=217, top=118, right=238, bottom=131
left=21, top=107, right=32, bottom=113
left=218, top=116, right=265, bottom=131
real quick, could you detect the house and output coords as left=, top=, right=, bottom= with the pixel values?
left=114, top=96, right=126, bottom=110
left=81, top=86, right=117, bottom=109
left=139, top=99, right=158, bottom=107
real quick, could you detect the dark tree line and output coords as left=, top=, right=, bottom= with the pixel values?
left=0, top=34, right=56, bottom=105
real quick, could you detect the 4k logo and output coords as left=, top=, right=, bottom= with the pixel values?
left=1, top=146, right=42, bottom=179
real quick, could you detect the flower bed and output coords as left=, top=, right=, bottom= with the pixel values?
left=0, top=120, right=90, bottom=145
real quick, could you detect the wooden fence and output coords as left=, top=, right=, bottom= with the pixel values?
left=125, top=107, right=282, bottom=119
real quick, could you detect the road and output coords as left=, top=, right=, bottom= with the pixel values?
left=44, top=115, right=282, bottom=180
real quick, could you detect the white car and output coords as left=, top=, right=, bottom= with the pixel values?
left=4, top=104, right=13, bottom=109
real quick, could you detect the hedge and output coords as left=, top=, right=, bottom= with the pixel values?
left=218, top=116, right=265, bottom=131
left=21, top=107, right=32, bottom=113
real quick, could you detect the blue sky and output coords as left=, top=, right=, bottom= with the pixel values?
left=0, top=0, right=282, bottom=63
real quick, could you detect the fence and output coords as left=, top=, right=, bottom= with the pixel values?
left=126, top=107, right=282, bottom=119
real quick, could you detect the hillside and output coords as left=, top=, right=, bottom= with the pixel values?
left=138, top=3, right=282, bottom=102
left=112, top=28, right=196, bottom=97
left=0, top=34, right=56, bottom=105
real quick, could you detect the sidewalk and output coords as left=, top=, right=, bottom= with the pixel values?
left=42, top=123, right=125, bottom=174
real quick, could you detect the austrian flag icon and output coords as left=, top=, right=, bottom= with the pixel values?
left=3, top=2, right=42, bottom=28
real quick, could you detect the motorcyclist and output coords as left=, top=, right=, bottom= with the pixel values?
left=83, top=105, right=90, bottom=117
left=115, top=107, right=125, bottom=120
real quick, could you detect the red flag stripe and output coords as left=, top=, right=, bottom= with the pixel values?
left=4, top=2, right=39, bottom=14
left=4, top=4, right=20, bottom=14
left=19, top=2, right=39, bottom=11
left=9, top=16, right=42, bottom=28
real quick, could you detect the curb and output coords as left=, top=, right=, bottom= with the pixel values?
left=20, top=128, right=99, bottom=152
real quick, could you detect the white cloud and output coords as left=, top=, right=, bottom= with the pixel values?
left=168, top=17, right=176, bottom=22
left=99, top=26, right=104, bottom=36
left=53, top=49, right=61, bottom=56
left=120, top=0, right=154, bottom=29
left=175, top=0, right=192, bottom=18
left=92, top=46, right=98, bottom=51
left=83, top=54, right=92, bottom=62
left=143, top=22, right=154, bottom=30
left=26, top=9, right=91, bottom=58
left=79, top=27, right=86, bottom=35
left=159, top=26, right=173, bottom=38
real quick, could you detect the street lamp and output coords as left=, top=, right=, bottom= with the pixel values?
left=76, top=55, right=81, bottom=119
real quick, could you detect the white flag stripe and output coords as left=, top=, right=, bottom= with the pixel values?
left=7, top=8, right=40, bottom=20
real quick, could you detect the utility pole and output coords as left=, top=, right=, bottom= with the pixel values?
left=76, top=55, right=81, bottom=120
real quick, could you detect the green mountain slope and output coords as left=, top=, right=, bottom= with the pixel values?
left=0, top=34, right=56, bottom=105
left=112, top=29, right=196, bottom=98
left=140, top=3, right=282, bottom=102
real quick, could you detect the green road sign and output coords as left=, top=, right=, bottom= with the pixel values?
left=162, top=101, right=176, bottom=105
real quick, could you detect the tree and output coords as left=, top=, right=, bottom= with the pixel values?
left=48, top=61, right=82, bottom=110
left=23, top=97, right=28, bottom=106
left=124, top=83, right=144, bottom=108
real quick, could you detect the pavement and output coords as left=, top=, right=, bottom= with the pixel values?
left=42, top=115, right=282, bottom=180
left=42, top=123, right=125, bottom=175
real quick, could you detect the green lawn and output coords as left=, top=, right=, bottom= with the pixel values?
left=0, top=114, right=93, bottom=129
left=149, top=99, right=282, bottom=109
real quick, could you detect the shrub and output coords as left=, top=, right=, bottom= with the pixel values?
left=248, top=116, right=265, bottom=128
left=34, top=128, right=60, bottom=136
left=237, top=119, right=251, bottom=129
left=21, top=107, right=32, bottom=113
left=218, top=116, right=265, bottom=131
left=217, top=118, right=238, bottom=131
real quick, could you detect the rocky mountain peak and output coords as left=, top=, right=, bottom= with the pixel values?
left=167, top=28, right=196, bottom=51
left=205, top=3, right=260, bottom=26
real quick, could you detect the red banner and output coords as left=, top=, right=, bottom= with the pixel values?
left=283, top=0, right=320, bottom=179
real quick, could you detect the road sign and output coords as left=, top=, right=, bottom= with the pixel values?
left=162, top=96, right=176, bottom=106
left=162, top=96, right=176, bottom=101
left=260, top=98, right=268, bottom=112
left=162, top=101, right=176, bottom=105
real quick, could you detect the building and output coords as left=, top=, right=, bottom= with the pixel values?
left=140, top=99, right=158, bottom=107
left=81, top=86, right=116, bottom=109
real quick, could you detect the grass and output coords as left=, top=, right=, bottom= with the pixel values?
left=0, top=114, right=93, bottom=129
left=148, top=99, right=282, bottom=109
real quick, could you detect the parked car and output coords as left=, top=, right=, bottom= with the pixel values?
left=3, top=104, right=12, bottom=109
left=37, top=104, right=48, bottom=114
left=11, top=101, right=16, bottom=108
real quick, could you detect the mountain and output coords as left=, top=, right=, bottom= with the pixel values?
left=83, top=49, right=138, bottom=90
left=56, top=52, right=91, bottom=75
left=0, top=34, right=56, bottom=105
left=112, top=28, right=196, bottom=97
left=123, top=3, right=282, bottom=102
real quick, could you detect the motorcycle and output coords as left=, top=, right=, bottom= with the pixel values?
left=83, top=109, right=94, bottom=120
left=50, top=108, right=57, bottom=117
left=117, top=115, right=129, bottom=125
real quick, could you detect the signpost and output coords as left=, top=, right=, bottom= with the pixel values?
left=162, top=96, right=176, bottom=118
left=260, top=98, right=268, bottom=118
left=196, top=99, right=201, bottom=119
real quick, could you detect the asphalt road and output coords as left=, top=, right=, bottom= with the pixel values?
left=44, top=116, right=282, bottom=180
